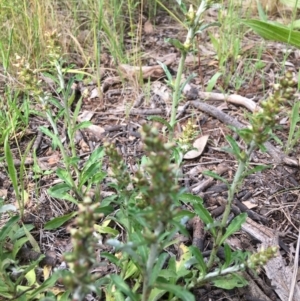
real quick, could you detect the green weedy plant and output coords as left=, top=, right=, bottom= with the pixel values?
left=187, top=70, right=297, bottom=287
left=157, top=0, right=221, bottom=138
left=286, top=99, right=300, bottom=154
left=61, top=197, right=103, bottom=300
left=99, top=117, right=281, bottom=299
left=241, top=1, right=300, bottom=155
left=103, top=126, right=195, bottom=301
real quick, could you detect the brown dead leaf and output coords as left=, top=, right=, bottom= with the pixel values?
left=144, top=19, right=154, bottom=34
left=84, top=124, right=105, bottom=141
left=0, top=189, right=7, bottom=200
left=183, top=135, right=209, bottom=160
left=77, top=110, right=95, bottom=122
left=119, top=64, right=165, bottom=80
left=243, top=200, right=258, bottom=209
left=119, top=53, right=176, bottom=80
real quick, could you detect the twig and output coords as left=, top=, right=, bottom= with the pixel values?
left=190, top=100, right=298, bottom=166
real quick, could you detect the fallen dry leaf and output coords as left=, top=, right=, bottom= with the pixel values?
left=144, top=19, right=154, bottom=34
left=183, top=135, right=209, bottom=160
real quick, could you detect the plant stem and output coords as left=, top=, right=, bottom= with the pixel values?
left=142, top=223, right=163, bottom=301
left=187, top=262, right=246, bottom=289
left=206, top=141, right=256, bottom=270
left=169, top=52, right=187, bottom=135
left=169, top=0, right=208, bottom=140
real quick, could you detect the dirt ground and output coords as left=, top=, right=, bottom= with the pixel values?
left=1, top=6, right=300, bottom=301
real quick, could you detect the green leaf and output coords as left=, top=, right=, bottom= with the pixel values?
left=257, top=0, right=268, bottom=21
left=179, top=193, right=204, bottom=205
left=90, top=171, right=106, bottom=183
left=79, top=163, right=98, bottom=187
left=0, top=215, right=19, bottom=240
left=179, top=73, right=197, bottom=95
left=48, top=183, right=78, bottom=204
left=56, top=168, right=73, bottom=187
left=150, top=253, right=169, bottom=285
left=223, top=243, right=232, bottom=269
left=25, top=266, right=36, bottom=286
left=197, top=21, right=221, bottom=34
left=12, top=237, right=28, bottom=259
left=202, top=170, right=229, bottom=187
left=147, top=116, right=172, bottom=132
left=94, top=224, right=119, bottom=236
left=157, top=61, right=173, bottom=83
left=193, top=203, right=216, bottom=236
left=220, top=213, right=247, bottom=245
left=212, top=273, right=248, bottom=289
left=175, top=0, right=187, bottom=13
left=94, top=205, right=115, bottom=215
left=4, top=135, right=20, bottom=202
left=225, top=135, right=241, bottom=157
left=242, top=164, right=270, bottom=178
left=29, top=270, right=62, bottom=299
left=110, top=274, right=138, bottom=301
left=123, top=260, right=139, bottom=280
left=166, top=38, right=187, bottom=52
left=39, top=126, right=61, bottom=147
left=175, top=243, right=193, bottom=279
left=155, top=283, right=195, bottom=301
left=101, top=252, right=121, bottom=266
left=206, top=72, right=222, bottom=92
left=149, top=288, right=167, bottom=301
left=287, top=101, right=300, bottom=151
left=189, top=246, right=207, bottom=274
left=74, top=121, right=92, bottom=131
left=241, top=19, right=300, bottom=48
left=208, top=32, right=219, bottom=54
left=85, top=147, right=105, bottom=167
left=44, top=212, right=77, bottom=230
left=172, top=147, right=184, bottom=166
left=23, top=223, right=40, bottom=252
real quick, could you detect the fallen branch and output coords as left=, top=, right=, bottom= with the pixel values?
left=190, top=100, right=298, bottom=166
